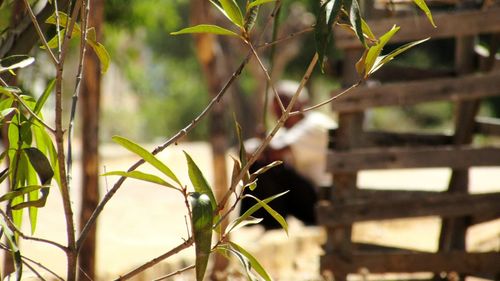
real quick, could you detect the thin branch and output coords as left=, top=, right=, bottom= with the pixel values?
left=21, top=0, right=58, bottom=65
left=152, top=264, right=195, bottom=281
left=290, top=81, right=362, bottom=116
left=0, top=209, right=67, bottom=252
left=22, top=261, right=47, bottom=281
left=13, top=90, right=56, bottom=133
left=54, top=0, right=62, bottom=53
left=256, top=27, right=314, bottom=50
left=114, top=237, right=194, bottom=281
left=247, top=42, right=285, bottom=113
left=58, top=0, right=83, bottom=64
left=66, top=0, right=90, bottom=188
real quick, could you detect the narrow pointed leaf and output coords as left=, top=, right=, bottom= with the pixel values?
left=248, top=0, right=275, bottom=9
left=230, top=241, right=272, bottom=281
left=0, top=185, right=43, bottom=202
left=370, top=37, right=429, bottom=75
left=344, top=0, right=366, bottom=48
left=244, top=1, right=259, bottom=32
left=87, top=41, right=110, bottom=74
left=102, top=170, right=177, bottom=189
left=222, top=245, right=258, bottom=281
left=33, top=79, right=55, bottom=115
left=361, top=18, right=376, bottom=41
left=364, top=25, right=400, bottom=77
left=244, top=194, right=288, bottom=233
left=219, top=0, right=244, bottom=28
left=46, top=12, right=81, bottom=34
left=184, top=151, right=216, bottom=210
left=23, top=148, right=54, bottom=185
left=171, top=24, right=239, bottom=37
left=224, top=216, right=262, bottom=235
left=0, top=55, right=35, bottom=73
left=315, top=0, right=342, bottom=72
left=237, top=190, right=289, bottom=231
left=189, top=192, right=214, bottom=281
left=112, top=136, right=181, bottom=185
left=250, top=160, right=282, bottom=182
left=413, top=0, right=436, bottom=27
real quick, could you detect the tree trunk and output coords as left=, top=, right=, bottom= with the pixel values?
left=78, top=0, right=104, bottom=280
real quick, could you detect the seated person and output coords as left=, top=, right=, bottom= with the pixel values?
left=240, top=80, right=337, bottom=230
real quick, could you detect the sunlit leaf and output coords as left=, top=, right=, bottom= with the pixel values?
left=87, top=41, right=111, bottom=74
left=364, top=25, right=400, bottom=78
left=219, top=0, right=244, bottom=28
left=225, top=216, right=262, bottom=235
left=237, top=190, right=289, bottom=231
left=219, top=245, right=258, bottom=281
left=189, top=192, right=214, bottom=281
left=102, top=170, right=178, bottom=189
left=229, top=156, right=242, bottom=189
left=33, top=79, right=55, bottom=116
left=244, top=0, right=259, bottom=33
left=369, top=37, right=430, bottom=75
left=244, top=194, right=288, bottom=234
left=355, top=49, right=368, bottom=77
left=171, top=24, right=239, bottom=37
left=0, top=185, right=43, bottom=202
left=230, top=241, right=272, bottom=281
left=0, top=108, right=17, bottom=122
left=0, top=86, right=21, bottom=97
left=413, top=0, right=436, bottom=27
left=361, top=18, right=376, bottom=41
left=248, top=0, right=275, bottom=9
left=250, top=160, right=282, bottom=182
left=0, top=55, right=35, bottom=73
left=184, top=151, right=217, bottom=211
left=112, top=135, right=181, bottom=185
left=46, top=12, right=81, bottom=34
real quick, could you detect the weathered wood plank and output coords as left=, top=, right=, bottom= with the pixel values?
left=330, top=71, right=500, bottom=112
left=317, top=192, right=500, bottom=225
left=334, top=7, right=500, bottom=48
left=475, top=117, right=500, bottom=136
left=327, top=146, right=500, bottom=172
left=320, top=252, right=500, bottom=274
left=329, top=129, right=453, bottom=148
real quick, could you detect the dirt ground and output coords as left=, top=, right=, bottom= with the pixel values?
left=3, top=141, right=500, bottom=280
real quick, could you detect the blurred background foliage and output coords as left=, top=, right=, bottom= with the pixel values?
left=2, top=0, right=499, bottom=143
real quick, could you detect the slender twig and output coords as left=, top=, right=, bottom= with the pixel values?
left=22, top=261, right=47, bottom=281
left=0, top=209, right=67, bottom=252
left=58, top=0, right=83, bottom=64
left=66, top=0, right=90, bottom=187
left=257, top=27, right=314, bottom=50
left=54, top=0, right=62, bottom=53
left=114, top=237, right=194, bottom=281
left=152, top=264, right=195, bottom=281
left=0, top=242, right=65, bottom=281
left=247, top=42, right=285, bottom=113
left=2, top=86, right=56, bottom=133
left=290, top=81, right=362, bottom=116
left=21, top=0, right=58, bottom=65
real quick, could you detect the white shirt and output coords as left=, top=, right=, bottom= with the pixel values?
left=270, top=111, right=337, bottom=187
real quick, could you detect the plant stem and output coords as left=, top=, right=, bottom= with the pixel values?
left=114, top=238, right=194, bottom=281
left=152, top=264, right=195, bottom=281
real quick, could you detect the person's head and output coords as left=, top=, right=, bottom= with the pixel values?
left=271, top=80, right=309, bottom=128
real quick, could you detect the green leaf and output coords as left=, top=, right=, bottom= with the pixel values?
left=23, top=148, right=54, bottom=185
left=344, top=0, right=366, bottom=48
left=0, top=220, right=22, bottom=281
left=361, top=18, right=376, bottom=41
left=370, top=37, right=430, bottom=75
left=244, top=0, right=259, bottom=33
left=170, top=24, right=239, bottom=37
left=219, top=0, right=244, bottom=28
left=224, top=216, right=262, bottom=235
left=230, top=241, right=272, bottom=281
left=42, top=30, right=66, bottom=49
left=218, top=245, right=258, bottom=281
left=413, top=0, right=436, bottom=27
left=46, top=12, right=81, bottom=34
left=248, top=0, right=275, bottom=9
left=0, top=55, right=35, bottom=73
left=244, top=194, right=288, bottom=234
left=1, top=108, right=17, bottom=122
left=87, top=40, right=111, bottom=74
left=233, top=116, right=248, bottom=168
left=250, top=160, right=282, bottom=182
left=0, top=185, right=43, bottom=202
left=184, top=151, right=217, bottom=211
left=33, top=79, right=55, bottom=115
left=112, top=136, right=181, bottom=185
left=364, top=25, right=400, bottom=78
left=237, top=190, right=288, bottom=231
left=102, top=170, right=178, bottom=189
left=315, top=0, right=342, bottom=72
left=189, top=192, right=214, bottom=281
left=32, top=124, right=61, bottom=188
left=0, top=86, right=21, bottom=97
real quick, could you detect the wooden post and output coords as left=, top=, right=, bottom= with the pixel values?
left=78, top=0, right=104, bottom=280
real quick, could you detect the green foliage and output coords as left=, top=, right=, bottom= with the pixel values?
left=189, top=192, right=214, bottom=281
